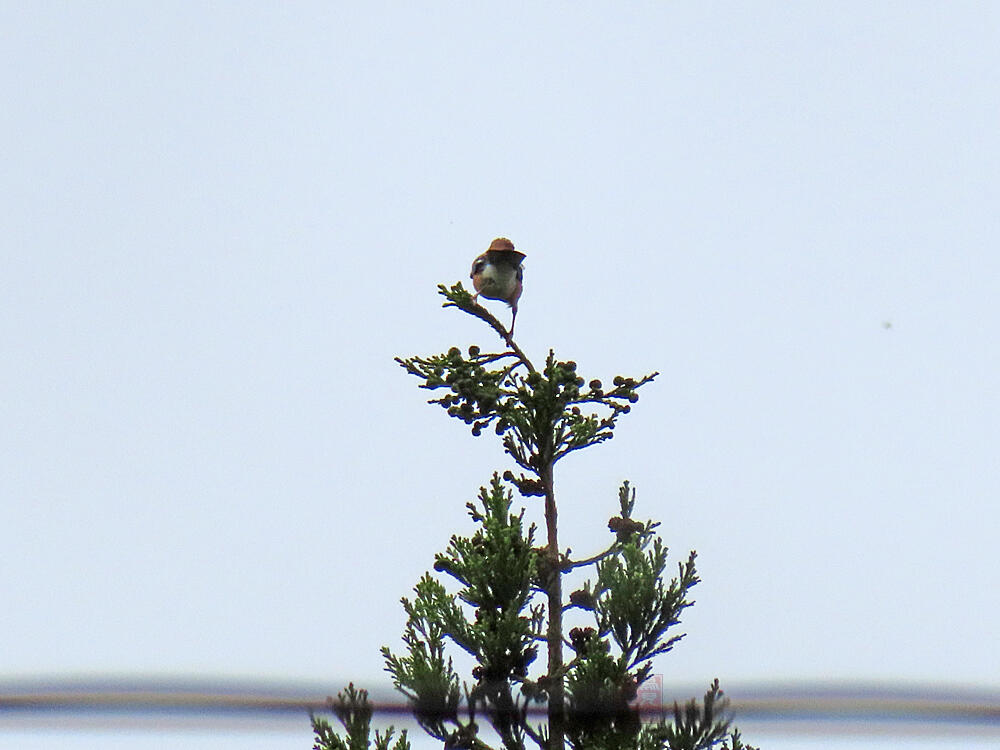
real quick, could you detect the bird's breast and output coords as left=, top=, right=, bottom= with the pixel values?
left=473, top=262, right=519, bottom=302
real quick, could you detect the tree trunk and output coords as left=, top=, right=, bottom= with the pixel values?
left=541, top=462, right=564, bottom=750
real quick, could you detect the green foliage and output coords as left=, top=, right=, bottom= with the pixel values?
left=595, top=539, right=698, bottom=668
left=642, top=681, right=737, bottom=750
left=319, top=278, right=759, bottom=750
left=721, top=729, right=760, bottom=750
left=434, top=477, right=541, bottom=680
left=562, top=483, right=701, bottom=750
left=381, top=477, right=712, bottom=749
left=384, top=476, right=544, bottom=749
left=394, top=284, right=657, bottom=478
left=311, top=684, right=409, bottom=750
left=564, top=626, right=641, bottom=749
left=381, top=575, right=463, bottom=740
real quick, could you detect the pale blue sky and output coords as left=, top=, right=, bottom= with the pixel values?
left=2, top=3, right=998, bottom=748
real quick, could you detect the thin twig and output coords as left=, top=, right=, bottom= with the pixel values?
left=565, top=543, right=622, bottom=571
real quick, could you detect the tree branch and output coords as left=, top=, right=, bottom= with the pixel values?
left=439, top=283, right=536, bottom=374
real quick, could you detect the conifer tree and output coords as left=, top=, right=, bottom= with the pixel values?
left=312, top=283, right=759, bottom=750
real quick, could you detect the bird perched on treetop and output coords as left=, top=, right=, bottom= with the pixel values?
left=470, top=237, right=526, bottom=336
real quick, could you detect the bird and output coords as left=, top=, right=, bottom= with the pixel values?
left=470, top=237, right=526, bottom=336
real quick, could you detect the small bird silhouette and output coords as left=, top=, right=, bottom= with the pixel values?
left=470, top=237, right=526, bottom=336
